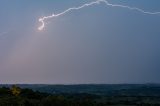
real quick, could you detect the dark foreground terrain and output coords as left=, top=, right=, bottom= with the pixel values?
left=0, top=84, right=160, bottom=106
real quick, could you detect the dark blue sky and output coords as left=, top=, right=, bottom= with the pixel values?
left=0, top=0, right=160, bottom=84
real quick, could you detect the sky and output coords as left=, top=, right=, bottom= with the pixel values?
left=0, top=0, right=160, bottom=84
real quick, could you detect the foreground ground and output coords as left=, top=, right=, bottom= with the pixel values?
left=0, top=85, right=160, bottom=106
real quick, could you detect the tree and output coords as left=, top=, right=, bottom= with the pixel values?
left=10, top=85, right=21, bottom=96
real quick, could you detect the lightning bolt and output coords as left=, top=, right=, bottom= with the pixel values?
left=38, top=0, right=160, bottom=31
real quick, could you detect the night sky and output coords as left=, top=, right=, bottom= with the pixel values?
left=0, top=0, right=160, bottom=84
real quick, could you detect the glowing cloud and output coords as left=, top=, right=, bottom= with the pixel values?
left=38, top=0, right=160, bottom=31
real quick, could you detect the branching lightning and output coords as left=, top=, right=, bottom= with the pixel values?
left=38, top=0, right=160, bottom=31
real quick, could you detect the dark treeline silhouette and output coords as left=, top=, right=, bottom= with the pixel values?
left=0, top=85, right=160, bottom=106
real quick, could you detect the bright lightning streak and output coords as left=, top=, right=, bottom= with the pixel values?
left=38, top=0, right=160, bottom=31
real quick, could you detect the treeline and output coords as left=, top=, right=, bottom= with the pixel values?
left=0, top=86, right=99, bottom=106
left=0, top=85, right=160, bottom=106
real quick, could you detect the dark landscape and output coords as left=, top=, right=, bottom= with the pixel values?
left=1, top=0, right=160, bottom=106
left=0, top=84, right=160, bottom=106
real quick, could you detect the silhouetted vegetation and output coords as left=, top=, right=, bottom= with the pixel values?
left=0, top=85, right=160, bottom=106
